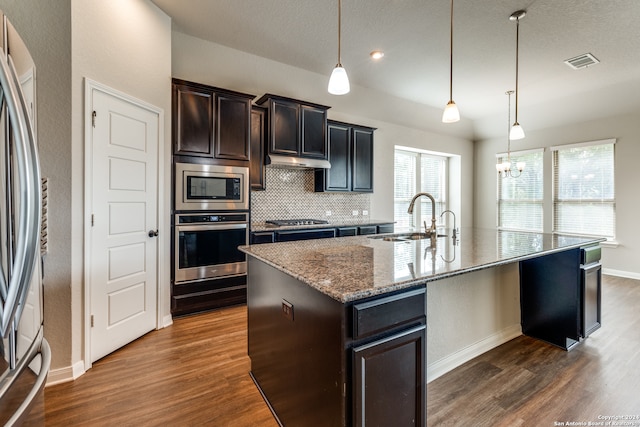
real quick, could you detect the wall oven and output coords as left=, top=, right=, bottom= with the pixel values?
left=175, top=162, right=249, bottom=211
left=174, top=212, right=248, bottom=284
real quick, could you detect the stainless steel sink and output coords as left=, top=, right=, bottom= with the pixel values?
left=369, top=232, right=448, bottom=242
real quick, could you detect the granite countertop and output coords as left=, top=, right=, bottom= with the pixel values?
left=239, top=228, right=604, bottom=303
left=250, top=218, right=394, bottom=232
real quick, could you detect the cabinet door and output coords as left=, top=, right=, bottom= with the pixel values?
left=324, top=122, right=351, bottom=191
left=581, top=262, right=602, bottom=337
left=352, top=127, right=374, bottom=192
left=173, top=84, right=214, bottom=157
left=215, top=94, right=251, bottom=160
left=250, top=106, right=266, bottom=190
left=300, top=104, right=327, bottom=158
left=270, top=99, right=299, bottom=155
left=353, top=325, right=426, bottom=427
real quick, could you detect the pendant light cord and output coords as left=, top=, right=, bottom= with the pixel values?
left=514, top=17, right=520, bottom=124
left=449, top=0, right=454, bottom=101
left=337, top=0, right=342, bottom=66
left=507, top=91, right=513, bottom=162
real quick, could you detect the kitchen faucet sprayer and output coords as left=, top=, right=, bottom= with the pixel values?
left=440, top=209, right=457, bottom=240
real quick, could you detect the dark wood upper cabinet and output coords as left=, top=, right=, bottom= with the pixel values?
left=271, top=98, right=298, bottom=155
left=315, top=121, right=351, bottom=192
left=315, top=120, right=375, bottom=193
left=256, top=94, right=330, bottom=159
left=352, top=126, right=375, bottom=192
left=172, top=78, right=254, bottom=162
left=250, top=106, right=267, bottom=190
left=173, top=84, right=214, bottom=157
left=300, top=105, right=327, bottom=158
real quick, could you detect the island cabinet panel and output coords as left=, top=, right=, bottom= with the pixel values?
left=172, top=78, right=254, bottom=162
left=247, top=257, right=346, bottom=427
left=520, top=244, right=602, bottom=350
left=247, top=257, right=427, bottom=426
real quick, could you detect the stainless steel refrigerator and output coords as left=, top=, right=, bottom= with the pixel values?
left=0, top=10, right=50, bottom=426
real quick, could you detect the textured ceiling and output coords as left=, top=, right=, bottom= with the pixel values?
left=152, top=0, right=640, bottom=140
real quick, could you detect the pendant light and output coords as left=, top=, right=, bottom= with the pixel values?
left=509, top=10, right=526, bottom=140
left=496, top=90, right=525, bottom=177
left=328, top=0, right=350, bottom=95
left=442, top=0, right=460, bottom=123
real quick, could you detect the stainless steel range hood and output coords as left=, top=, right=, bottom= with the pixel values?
left=266, top=154, right=331, bottom=169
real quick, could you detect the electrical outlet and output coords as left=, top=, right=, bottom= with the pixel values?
left=326, top=210, right=332, bottom=216
left=352, top=210, right=358, bottom=216
left=362, top=210, right=369, bottom=216
left=282, top=300, right=294, bottom=321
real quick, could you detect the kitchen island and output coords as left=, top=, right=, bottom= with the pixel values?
left=240, top=228, right=604, bottom=426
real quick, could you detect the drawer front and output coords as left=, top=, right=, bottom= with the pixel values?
left=358, top=225, right=377, bottom=235
left=353, top=288, right=425, bottom=340
left=337, top=227, right=358, bottom=237
left=251, top=232, right=275, bottom=244
left=581, top=245, right=601, bottom=265
left=377, top=224, right=394, bottom=234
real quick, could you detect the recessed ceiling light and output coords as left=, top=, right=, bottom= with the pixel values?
left=370, top=50, right=384, bottom=60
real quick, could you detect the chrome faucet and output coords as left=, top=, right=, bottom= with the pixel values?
left=407, top=192, right=437, bottom=236
left=440, top=209, right=457, bottom=240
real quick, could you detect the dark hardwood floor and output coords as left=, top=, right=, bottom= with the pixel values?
left=22, top=275, right=640, bottom=426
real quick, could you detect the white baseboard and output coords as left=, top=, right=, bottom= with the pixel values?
left=162, top=314, right=173, bottom=328
left=602, top=268, right=640, bottom=281
left=427, top=324, right=522, bottom=384
left=46, top=360, right=85, bottom=386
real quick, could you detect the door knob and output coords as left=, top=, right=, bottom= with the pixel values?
left=148, top=230, right=159, bottom=237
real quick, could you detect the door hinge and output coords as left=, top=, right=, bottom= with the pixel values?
left=91, top=315, right=94, bottom=327
left=91, top=214, right=95, bottom=227
left=92, top=110, right=97, bottom=128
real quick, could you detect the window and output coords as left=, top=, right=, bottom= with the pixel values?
left=394, top=149, right=447, bottom=230
left=497, top=149, right=544, bottom=231
left=552, top=139, right=615, bottom=238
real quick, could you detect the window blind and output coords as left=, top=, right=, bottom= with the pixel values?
left=497, top=150, right=544, bottom=231
left=552, top=141, right=615, bottom=238
left=394, top=149, right=447, bottom=230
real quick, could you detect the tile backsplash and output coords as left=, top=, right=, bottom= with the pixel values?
left=251, top=168, right=371, bottom=223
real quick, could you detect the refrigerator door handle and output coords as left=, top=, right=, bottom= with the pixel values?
left=0, top=45, right=42, bottom=339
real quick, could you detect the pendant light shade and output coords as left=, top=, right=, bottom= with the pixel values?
left=328, top=65, right=350, bottom=95
left=509, top=10, right=526, bottom=140
left=442, top=0, right=460, bottom=123
left=442, top=101, right=460, bottom=123
left=328, top=0, right=350, bottom=95
left=497, top=90, right=525, bottom=178
left=509, top=123, right=525, bottom=140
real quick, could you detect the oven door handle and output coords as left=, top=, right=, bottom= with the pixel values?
left=176, top=223, right=248, bottom=232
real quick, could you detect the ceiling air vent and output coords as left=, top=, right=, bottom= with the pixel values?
left=564, top=53, right=600, bottom=70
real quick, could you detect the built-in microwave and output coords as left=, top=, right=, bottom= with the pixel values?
left=174, top=163, right=249, bottom=211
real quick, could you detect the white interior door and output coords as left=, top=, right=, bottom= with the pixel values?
left=87, top=83, right=160, bottom=363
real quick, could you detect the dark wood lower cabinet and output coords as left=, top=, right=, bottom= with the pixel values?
left=171, top=275, right=246, bottom=317
left=247, top=257, right=426, bottom=426
left=353, top=326, right=426, bottom=427
left=520, top=244, right=602, bottom=350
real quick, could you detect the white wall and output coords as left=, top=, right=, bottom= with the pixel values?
left=474, top=112, right=640, bottom=277
left=67, top=0, right=171, bottom=378
left=171, top=31, right=475, bottom=226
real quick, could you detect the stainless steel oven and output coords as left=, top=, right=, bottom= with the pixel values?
left=175, top=162, right=249, bottom=211
left=174, top=212, right=248, bottom=284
